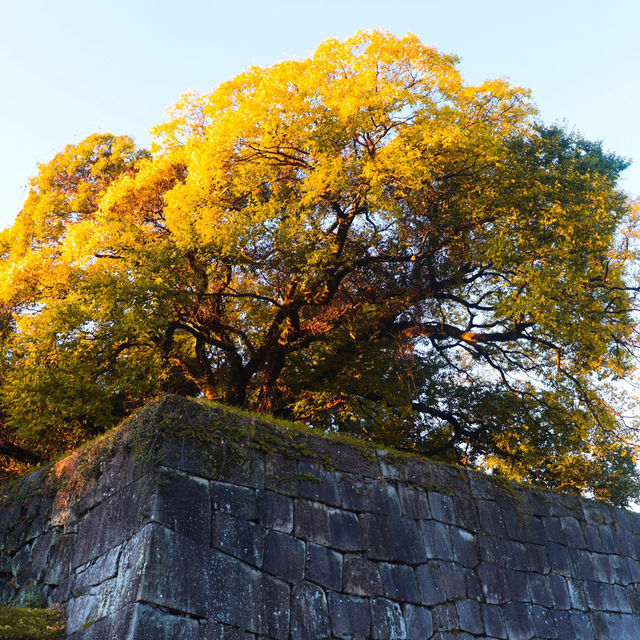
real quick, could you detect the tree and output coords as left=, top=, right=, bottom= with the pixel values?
left=1, top=31, right=639, bottom=504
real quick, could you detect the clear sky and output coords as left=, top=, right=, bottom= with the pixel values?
left=1, top=0, right=638, bottom=231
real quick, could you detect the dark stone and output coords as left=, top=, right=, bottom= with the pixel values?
left=592, top=552, right=613, bottom=583
left=570, top=548, right=598, bottom=581
left=290, top=582, right=330, bottom=640
left=379, top=562, right=420, bottom=603
left=263, top=530, right=304, bottom=583
left=598, top=524, right=619, bottom=554
left=204, top=623, right=256, bottom=639
left=328, top=592, right=371, bottom=640
left=527, top=543, right=550, bottom=573
left=153, top=469, right=211, bottom=544
left=298, top=461, right=340, bottom=506
left=265, top=454, right=299, bottom=495
left=481, top=603, right=508, bottom=639
left=528, top=572, right=554, bottom=608
left=420, top=520, right=453, bottom=560
left=451, top=495, right=480, bottom=532
left=306, top=542, right=343, bottom=590
left=402, top=604, right=433, bottom=639
left=294, top=499, right=331, bottom=546
left=132, top=604, right=201, bottom=640
left=547, top=573, right=571, bottom=609
left=368, top=481, right=402, bottom=516
left=501, top=601, right=535, bottom=639
left=358, top=513, right=400, bottom=562
left=211, top=481, right=257, bottom=521
left=257, top=490, right=293, bottom=533
left=476, top=500, right=506, bottom=537
left=547, top=542, right=572, bottom=576
left=478, top=562, right=508, bottom=605
left=438, top=561, right=467, bottom=600
left=500, top=538, right=530, bottom=571
left=370, top=598, right=407, bottom=639
left=337, top=473, right=372, bottom=511
left=561, top=516, right=586, bottom=548
left=529, top=604, right=558, bottom=638
left=496, top=568, right=526, bottom=603
left=387, top=515, right=427, bottom=564
left=568, top=610, right=596, bottom=640
left=329, top=509, right=365, bottom=551
left=450, top=600, right=480, bottom=635
left=415, top=563, right=447, bottom=605
left=397, top=485, right=429, bottom=520
left=450, top=527, right=477, bottom=568
left=343, top=554, right=383, bottom=596
left=427, top=492, right=455, bottom=524
left=212, top=512, right=265, bottom=567
left=431, top=602, right=459, bottom=633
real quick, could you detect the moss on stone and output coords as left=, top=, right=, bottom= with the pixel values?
left=0, top=606, right=65, bottom=640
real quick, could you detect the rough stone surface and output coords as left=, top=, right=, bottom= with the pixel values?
left=0, top=395, right=639, bottom=639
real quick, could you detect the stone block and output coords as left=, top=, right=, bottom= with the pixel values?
left=204, top=623, right=256, bottom=639
left=415, top=563, right=447, bottom=605
left=343, top=554, right=383, bottom=596
left=263, top=529, right=304, bottom=583
left=477, top=562, right=507, bottom=605
left=420, top=520, right=453, bottom=561
left=257, top=489, right=293, bottom=533
left=547, top=572, right=571, bottom=609
left=212, top=512, right=265, bottom=567
left=132, top=604, right=201, bottom=640
left=153, top=468, right=211, bottom=544
left=305, top=542, right=343, bottom=590
left=449, top=527, right=477, bottom=568
left=431, top=602, right=459, bottom=634
left=528, top=572, right=554, bottom=608
left=402, top=603, right=433, bottom=639
left=451, top=494, right=480, bottom=532
left=547, top=542, right=571, bottom=576
left=529, top=604, right=558, bottom=638
left=297, top=461, right=340, bottom=506
left=438, top=561, right=467, bottom=600
left=481, top=603, right=508, bottom=639
left=501, top=601, right=535, bottom=639
left=397, top=485, right=429, bottom=520
left=294, top=499, right=331, bottom=546
left=561, top=516, right=586, bottom=549
left=211, top=481, right=257, bottom=521
left=329, top=508, right=365, bottom=551
left=368, top=481, right=401, bottom=516
left=570, top=548, right=598, bottom=581
left=527, top=543, right=550, bottom=574
left=290, top=582, right=330, bottom=640
left=328, top=592, right=371, bottom=640
left=337, top=473, right=372, bottom=512
left=502, top=567, right=530, bottom=602
left=380, top=562, right=420, bottom=603
left=427, top=492, right=455, bottom=524
left=455, top=599, right=483, bottom=635
left=265, top=454, right=298, bottom=495
left=476, top=500, right=506, bottom=537
left=370, top=598, right=407, bottom=639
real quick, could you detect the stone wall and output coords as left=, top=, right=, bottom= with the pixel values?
left=0, top=395, right=639, bottom=639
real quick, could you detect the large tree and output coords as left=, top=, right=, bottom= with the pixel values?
left=1, top=31, right=639, bottom=504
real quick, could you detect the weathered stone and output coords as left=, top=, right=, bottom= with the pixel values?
left=153, top=468, right=211, bottom=544
left=547, top=573, right=571, bottom=609
left=290, top=582, right=330, bottom=640
left=380, top=562, right=420, bottom=603
left=257, top=489, right=293, bottom=532
left=476, top=500, right=506, bottom=537
left=329, top=592, right=371, bottom=640
left=265, top=454, right=299, bottom=495
left=415, top=563, right=447, bottom=605
left=529, top=603, right=558, bottom=638
left=428, top=492, right=455, bottom=524
left=294, top=499, right=331, bottom=545
left=420, top=520, right=453, bottom=561
left=527, top=543, right=550, bottom=573
left=370, top=598, right=407, bottom=639
left=477, top=562, right=507, bottom=605
left=501, top=601, right=535, bottom=639
left=570, top=548, right=598, bottom=581
left=500, top=538, right=530, bottom=571
left=132, top=604, right=201, bottom=640
left=368, top=481, right=402, bottom=515
left=397, top=485, right=429, bottom=520
left=528, top=572, right=554, bottom=608
left=438, top=561, right=467, bottom=600
left=263, top=530, right=304, bottom=583
left=297, top=461, right=340, bottom=506
left=402, top=603, right=434, bottom=639
left=212, top=512, right=265, bottom=567
left=455, top=599, right=483, bottom=634
left=337, top=473, right=372, bottom=511
left=306, top=542, right=343, bottom=591
left=343, top=554, right=383, bottom=596
left=204, top=623, right=256, bottom=639
left=547, top=541, right=572, bottom=576
left=481, top=603, right=508, bottom=639
left=73, top=544, right=122, bottom=596
left=212, top=481, right=257, bottom=521
left=329, top=508, right=365, bottom=551
left=561, top=516, right=587, bottom=549
left=450, top=527, right=477, bottom=568
left=502, top=568, right=530, bottom=602
left=431, top=602, right=459, bottom=633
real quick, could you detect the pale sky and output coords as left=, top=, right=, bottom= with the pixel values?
left=1, top=0, right=638, bottom=230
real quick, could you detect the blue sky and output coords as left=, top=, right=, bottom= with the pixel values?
left=1, top=0, right=638, bottom=230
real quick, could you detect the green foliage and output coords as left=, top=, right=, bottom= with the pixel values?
left=0, top=607, right=65, bottom=640
left=0, top=31, right=639, bottom=504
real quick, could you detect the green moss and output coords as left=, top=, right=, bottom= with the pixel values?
left=0, top=606, right=65, bottom=640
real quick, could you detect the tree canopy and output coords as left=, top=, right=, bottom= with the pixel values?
left=1, top=31, right=639, bottom=504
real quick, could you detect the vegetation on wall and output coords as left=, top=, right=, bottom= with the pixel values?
left=0, top=30, right=639, bottom=504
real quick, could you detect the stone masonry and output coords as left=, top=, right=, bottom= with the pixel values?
left=0, top=395, right=639, bottom=638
